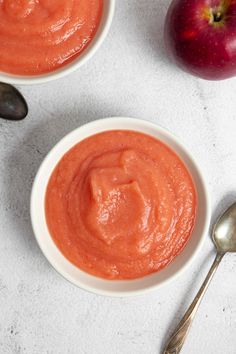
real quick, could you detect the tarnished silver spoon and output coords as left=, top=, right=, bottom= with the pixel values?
left=164, top=202, right=236, bottom=354
left=0, top=82, right=28, bottom=120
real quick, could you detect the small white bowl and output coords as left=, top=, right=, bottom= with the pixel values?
left=0, top=0, right=115, bottom=85
left=30, top=117, right=210, bottom=297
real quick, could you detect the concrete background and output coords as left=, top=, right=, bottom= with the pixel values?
left=0, top=1, right=236, bottom=353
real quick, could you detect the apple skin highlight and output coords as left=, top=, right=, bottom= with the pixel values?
left=164, top=0, right=236, bottom=80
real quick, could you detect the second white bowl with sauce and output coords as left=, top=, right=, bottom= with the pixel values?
left=0, top=0, right=115, bottom=85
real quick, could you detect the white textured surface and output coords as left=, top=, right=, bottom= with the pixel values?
left=0, top=1, right=236, bottom=353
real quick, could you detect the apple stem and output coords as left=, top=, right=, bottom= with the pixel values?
left=213, top=11, right=223, bottom=22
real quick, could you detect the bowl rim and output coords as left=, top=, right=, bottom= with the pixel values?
left=0, top=0, right=115, bottom=85
left=30, top=117, right=211, bottom=297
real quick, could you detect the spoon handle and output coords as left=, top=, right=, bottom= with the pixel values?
left=163, top=252, right=224, bottom=354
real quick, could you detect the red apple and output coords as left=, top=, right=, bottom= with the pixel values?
left=164, top=0, right=236, bottom=80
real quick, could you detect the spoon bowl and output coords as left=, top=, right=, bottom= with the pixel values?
left=213, top=202, right=236, bottom=253
left=0, top=82, right=28, bottom=120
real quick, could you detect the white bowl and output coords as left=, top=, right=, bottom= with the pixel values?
left=30, top=117, right=210, bottom=297
left=0, top=0, right=115, bottom=85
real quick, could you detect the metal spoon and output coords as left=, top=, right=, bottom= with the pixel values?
left=164, top=202, right=236, bottom=354
left=0, top=82, right=28, bottom=120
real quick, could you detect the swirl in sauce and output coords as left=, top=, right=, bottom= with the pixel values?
left=45, top=131, right=197, bottom=280
left=0, top=0, right=103, bottom=75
